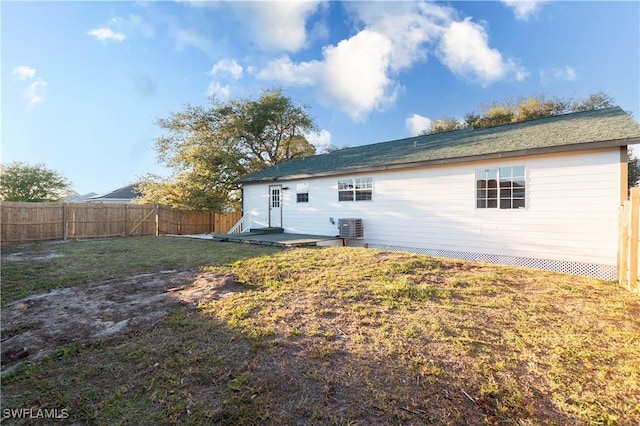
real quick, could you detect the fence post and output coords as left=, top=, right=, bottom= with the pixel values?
left=62, top=203, right=67, bottom=240
left=618, top=202, right=626, bottom=284
left=629, top=188, right=639, bottom=290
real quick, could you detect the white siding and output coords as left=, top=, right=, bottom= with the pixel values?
left=243, top=149, right=622, bottom=273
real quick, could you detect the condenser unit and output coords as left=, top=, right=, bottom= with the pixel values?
left=338, top=218, right=363, bottom=239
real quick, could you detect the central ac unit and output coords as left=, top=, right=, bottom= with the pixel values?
left=338, top=218, right=363, bottom=239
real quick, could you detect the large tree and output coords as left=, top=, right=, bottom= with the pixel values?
left=136, top=89, right=318, bottom=210
left=0, top=162, right=72, bottom=202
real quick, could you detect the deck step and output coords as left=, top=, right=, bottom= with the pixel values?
left=248, top=227, right=284, bottom=235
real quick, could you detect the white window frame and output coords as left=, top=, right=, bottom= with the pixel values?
left=338, top=177, right=372, bottom=202
left=296, top=183, right=309, bottom=203
left=476, top=166, right=525, bottom=209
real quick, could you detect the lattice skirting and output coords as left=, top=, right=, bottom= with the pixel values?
left=350, top=242, right=617, bottom=281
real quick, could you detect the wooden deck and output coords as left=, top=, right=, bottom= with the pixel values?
left=211, top=228, right=343, bottom=247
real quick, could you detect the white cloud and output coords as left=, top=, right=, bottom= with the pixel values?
left=511, top=60, right=530, bottom=82
left=304, top=129, right=332, bottom=152
left=12, top=66, right=47, bottom=107
left=206, top=82, right=231, bottom=99
left=208, top=59, right=243, bottom=80
left=436, top=18, right=511, bottom=86
left=257, top=56, right=317, bottom=85
left=25, top=78, right=47, bottom=107
left=172, top=27, right=212, bottom=53
left=110, top=14, right=155, bottom=39
left=539, top=65, right=577, bottom=85
left=258, top=1, right=525, bottom=121
left=553, top=65, right=577, bottom=81
left=351, top=4, right=527, bottom=87
left=88, top=27, right=126, bottom=42
left=319, top=30, right=397, bottom=121
left=125, top=15, right=154, bottom=38
left=345, top=1, right=450, bottom=72
left=259, top=30, right=398, bottom=121
left=501, top=0, right=547, bottom=21
left=405, top=114, right=432, bottom=136
left=12, top=66, right=36, bottom=80
left=231, top=1, right=323, bottom=52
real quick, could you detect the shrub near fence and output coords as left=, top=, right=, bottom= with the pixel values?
left=0, top=202, right=241, bottom=245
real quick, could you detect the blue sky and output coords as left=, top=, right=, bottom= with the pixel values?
left=2, top=1, right=639, bottom=195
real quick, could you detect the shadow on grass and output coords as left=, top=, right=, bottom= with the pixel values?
left=2, top=296, right=575, bottom=425
left=2, top=243, right=636, bottom=425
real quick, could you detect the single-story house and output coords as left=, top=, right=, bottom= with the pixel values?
left=237, top=107, right=640, bottom=280
left=87, top=184, right=141, bottom=204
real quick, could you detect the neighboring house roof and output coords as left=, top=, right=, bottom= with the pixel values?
left=88, top=184, right=141, bottom=202
left=65, top=192, right=98, bottom=202
left=238, top=107, right=640, bottom=184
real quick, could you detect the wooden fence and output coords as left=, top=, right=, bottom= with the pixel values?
left=619, top=187, right=640, bottom=291
left=0, top=202, right=241, bottom=245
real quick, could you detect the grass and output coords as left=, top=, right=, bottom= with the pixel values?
left=0, top=236, right=278, bottom=305
left=2, top=237, right=640, bottom=425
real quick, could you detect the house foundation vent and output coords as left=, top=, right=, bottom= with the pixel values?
left=338, top=218, right=363, bottom=239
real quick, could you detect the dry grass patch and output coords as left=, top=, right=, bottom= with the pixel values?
left=2, top=242, right=639, bottom=425
left=0, top=236, right=277, bottom=305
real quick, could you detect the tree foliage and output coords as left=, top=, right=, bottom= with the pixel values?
left=422, top=117, right=465, bottom=135
left=136, top=89, right=318, bottom=210
left=629, top=151, right=640, bottom=188
left=426, top=91, right=616, bottom=135
left=0, top=162, right=72, bottom=202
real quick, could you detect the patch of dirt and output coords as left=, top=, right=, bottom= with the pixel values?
left=4, top=252, right=66, bottom=262
left=0, top=270, right=247, bottom=373
left=374, top=252, right=402, bottom=260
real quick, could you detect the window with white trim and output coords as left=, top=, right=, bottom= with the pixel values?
left=476, top=166, right=525, bottom=209
left=338, top=177, right=372, bottom=201
left=296, top=183, right=309, bottom=203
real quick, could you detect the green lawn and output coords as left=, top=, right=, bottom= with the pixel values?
left=2, top=237, right=639, bottom=425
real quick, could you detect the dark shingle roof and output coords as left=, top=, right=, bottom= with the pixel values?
left=90, top=184, right=141, bottom=200
left=238, top=107, right=640, bottom=184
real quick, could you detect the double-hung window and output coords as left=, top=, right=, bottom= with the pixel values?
left=338, top=179, right=354, bottom=201
left=338, top=177, right=372, bottom=201
left=476, top=166, right=525, bottom=209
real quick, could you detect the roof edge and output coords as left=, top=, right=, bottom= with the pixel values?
left=238, top=136, right=640, bottom=184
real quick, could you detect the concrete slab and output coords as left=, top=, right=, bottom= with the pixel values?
left=214, top=232, right=343, bottom=247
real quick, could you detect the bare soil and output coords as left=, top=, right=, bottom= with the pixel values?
left=1, top=268, right=246, bottom=373
left=2, top=240, right=639, bottom=425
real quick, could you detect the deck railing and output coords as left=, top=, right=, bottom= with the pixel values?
left=227, top=210, right=257, bottom=234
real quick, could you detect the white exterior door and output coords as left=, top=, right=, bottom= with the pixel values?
left=269, top=185, right=282, bottom=228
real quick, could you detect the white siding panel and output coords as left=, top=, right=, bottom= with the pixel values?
left=242, top=149, right=621, bottom=271
left=242, top=185, right=270, bottom=229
